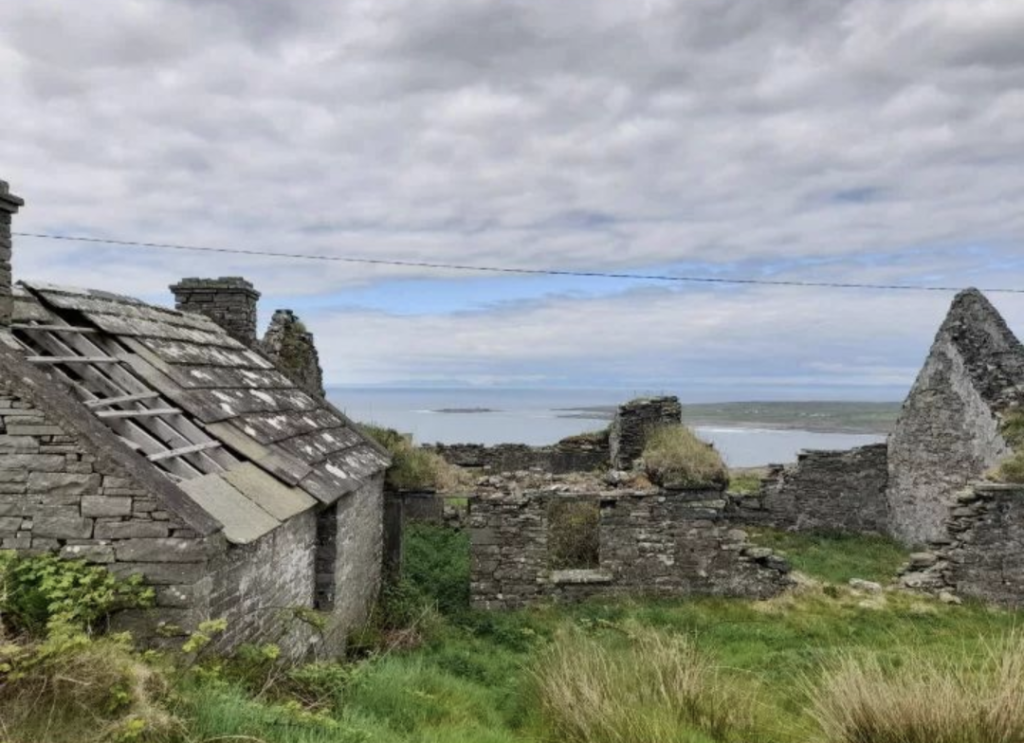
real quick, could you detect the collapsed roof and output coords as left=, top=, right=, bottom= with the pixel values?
left=1, top=281, right=389, bottom=544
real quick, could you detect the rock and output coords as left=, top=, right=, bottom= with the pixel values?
left=94, top=520, right=170, bottom=539
left=27, top=472, right=101, bottom=496
left=849, top=578, right=883, bottom=593
left=113, top=537, right=216, bottom=563
left=60, top=544, right=115, bottom=563
left=939, top=590, right=963, bottom=605
left=33, top=513, right=93, bottom=539
left=81, top=495, right=132, bottom=518
left=909, top=552, right=939, bottom=569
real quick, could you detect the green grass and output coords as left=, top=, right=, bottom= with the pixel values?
left=80, top=523, right=1011, bottom=743
left=749, top=528, right=908, bottom=584
left=642, top=424, right=729, bottom=489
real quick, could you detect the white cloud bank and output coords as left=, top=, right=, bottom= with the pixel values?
left=1, top=0, right=1022, bottom=391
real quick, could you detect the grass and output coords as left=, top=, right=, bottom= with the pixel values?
left=727, top=469, right=764, bottom=495
left=359, top=423, right=470, bottom=492
left=996, top=411, right=1024, bottom=484
left=10, top=524, right=1022, bottom=743
left=748, top=529, right=908, bottom=584
left=533, top=628, right=754, bottom=743
left=165, top=523, right=1024, bottom=743
left=642, top=424, right=729, bottom=490
left=811, top=633, right=1024, bottom=743
left=546, top=500, right=599, bottom=569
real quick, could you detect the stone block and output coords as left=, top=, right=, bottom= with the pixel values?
left=94, top=520, right=170, bottom=539
left=109, top=561, right=206, bottom=585
left=81, top=496, right=133, bottom=518
left=60, top=544, right=115, bottom=563
left=33, top=513, right=93, bottom=539
left=0, top=454, right=65, bottom=471
left=27, top=472, right=101, bottom=496
left=0, top=515, right=22, bottom=534
left=114, top=537, right=214, bottom=563
left=6, top=425, right=66, bottom=436
left=0, top=436, right=40, bottom=452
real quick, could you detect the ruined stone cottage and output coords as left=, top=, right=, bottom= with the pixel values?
left=0, top=182, right=389, bottom=658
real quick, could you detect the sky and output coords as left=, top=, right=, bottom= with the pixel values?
left=2, top=0, right=1023, bottom=399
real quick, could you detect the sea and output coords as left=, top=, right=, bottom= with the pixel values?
left=327, top=388, right=887, bottom=468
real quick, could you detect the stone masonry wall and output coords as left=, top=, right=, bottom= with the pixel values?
left=0, top=380, right=226, bottom=640
left=470, top=488, right=792, bottom=610
left=727, top=444, right=889, bottom=533
left=428, top=438, right=609, bottom=475
left=609, top=396, right=682, bottom=469
left=324, top=474, right=385, bottom=654
left=900, top=483, right=1024, bottom=607
left=170, top=277, right=261, bottom=347
left=260, top=309, right=325, bottom=398
left=205, top=510, right=318, bottom=658
left=0, top=181, right=23, bottom=327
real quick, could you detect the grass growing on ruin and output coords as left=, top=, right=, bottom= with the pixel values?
left=359, top=424, right=469, bottom=492
left=996, top=411, right=1024, bottom=483
left=749, top=529, right=908, bottom=584
left=642, top=424, right=729, bottom=489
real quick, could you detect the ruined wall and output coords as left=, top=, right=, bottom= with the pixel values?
left=260, top=309, right=325, bottom=398
left=609, top=396, right=682, bottom=469
left=170, top=277, right=261, bottom=347
left=470, top=488, right=792, bottom=610
left=728, top=444, right=889, bottom=533
left=887, top=290, right=1023, bottom=545
left=428, top=438, right=609, bottom=475
left=900, top=483, right=1024, bottom=607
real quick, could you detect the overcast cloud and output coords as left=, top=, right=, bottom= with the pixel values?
left=1, top=0, right=1023, bottom=395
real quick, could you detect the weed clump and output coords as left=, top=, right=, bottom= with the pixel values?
left=533, top=627, right=754, bottom=743
left=547, top=499, right=600, bottom=569
left=996, top=410, right=1024, bottom=484
left=642, top=424, right=729, bottom=490
left=359, top=423, right=469, bottom=491
left=811, top=633, right=1024, bottom=743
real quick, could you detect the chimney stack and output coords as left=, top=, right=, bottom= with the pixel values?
left=0, top=180, right=25, bottom=327
left=170, top=277, right=260, bottom=346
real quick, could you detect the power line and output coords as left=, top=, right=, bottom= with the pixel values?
left=12, top=230, right=1024, bottom=294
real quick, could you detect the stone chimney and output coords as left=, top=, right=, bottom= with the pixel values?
left=0, top=181, right=25, bottom=327
left=170, top=277, right=260, bottom=346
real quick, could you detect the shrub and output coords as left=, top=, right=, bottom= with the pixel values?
left=995, top=411, right=1024, bottom=483
left=532, top=628, right=754, bottom=743
left=998, top=450, right=1024, bottom=483
left=0, top=552, right=154, bottom=635
left=0, top=628, right=177, bottom=743
left=547, top=500, right=600, bottom=569
left=810, top=633, right=1024, bottom=743
left=359, top=423, right=469, bottom=491
left=642, top=425, right=729, bottom=490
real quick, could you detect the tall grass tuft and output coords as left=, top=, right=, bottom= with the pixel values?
left=642, top=424, right=729, bottom=490
left=811, top=633, right=1024, bottom=743
left=532, top=628, right=753, bottom=743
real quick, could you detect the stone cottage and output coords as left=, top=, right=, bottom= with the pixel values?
left=0, top=181, right=389, bottom=658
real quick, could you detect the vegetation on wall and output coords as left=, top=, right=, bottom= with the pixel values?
left=642, top=424, right=729, bottom=490
left=359, top=423, right=470, bottom=492
left=996, top=410, right=1024, bottom=484
left=547, top=500, right=600, bottom=570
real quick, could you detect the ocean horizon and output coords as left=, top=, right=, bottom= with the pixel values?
left=326, top=387, right=890, bottom=467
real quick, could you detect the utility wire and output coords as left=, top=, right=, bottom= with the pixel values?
left=13, top=231, right=1024, bottom=294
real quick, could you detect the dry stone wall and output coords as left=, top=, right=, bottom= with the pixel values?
left=428, top=438, right=609, bottom=475
left=0, top=182, right=22, bottom=326
left=900, top=483, right=1024, bottom=607
left=260, top=309, right=325, bottom=398
left=470, top=484, right=792, bottom=610
left=727, top=444, right=889, bottom=533
left=609, top=396, right=682, bottom=468
left=887, top=289, right=1024, bottom=545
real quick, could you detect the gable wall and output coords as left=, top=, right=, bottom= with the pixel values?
left=886, top=340, right=1009, bottom=545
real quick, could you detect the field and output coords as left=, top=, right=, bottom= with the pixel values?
left=169, top=523, right=1024, bottom=743
left=5, top=522, right=1023, bottom=742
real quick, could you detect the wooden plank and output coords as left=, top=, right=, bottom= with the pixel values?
left=96, top=408, right=182, bottom=419
left=13, top=324, right=97, bottom=333
left=85, top=392, right=161, bottom=408
left=18, top=328, right=204, bottom=480
left=26, top=356, right=120, bottom=364
left=27, top=326, right=219, bottom=476
left=148, top=441, right=223, bottom=462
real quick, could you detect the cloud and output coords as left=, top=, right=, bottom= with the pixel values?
left=0, top=0, right=1021, bottom=390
